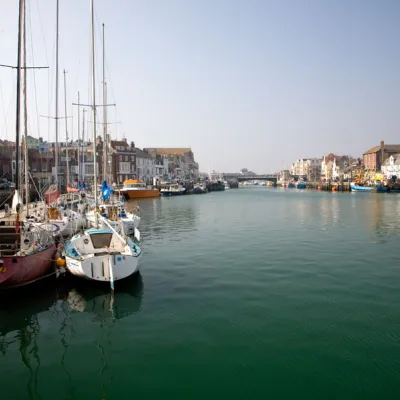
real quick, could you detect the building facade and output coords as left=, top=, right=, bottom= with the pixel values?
left=144, top=148, right=199, bottom=180
left=363, top=141, right=400, bottom=174
left=290, top=158, right=321, bottom=181
left=382, top=154, right=400, bottom=180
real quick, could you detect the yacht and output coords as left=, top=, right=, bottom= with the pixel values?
left=120, top=179, right=160, bottom=199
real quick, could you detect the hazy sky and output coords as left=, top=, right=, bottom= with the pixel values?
left=1, top=0, right=399, bottom=173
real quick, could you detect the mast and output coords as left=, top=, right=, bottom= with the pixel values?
left=102, top=23, right=107, bottom=183
left=90, top=0, right=98, bottom=226
left=63, top=69, right=69, bottom=186
left=23, top=0, right=29, bottom=214
left=15, top=0, right=24, bottom=192
left=82, top=108, right=87, bottom=182
left=54, top=0, right=59, bottom=189
left=77, top=91, right=80, bottom=183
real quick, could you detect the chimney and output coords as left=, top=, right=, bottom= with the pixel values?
left=380, top=140, right=385, bottom=169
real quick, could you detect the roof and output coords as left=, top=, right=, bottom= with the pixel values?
left=364, top=144, right=400, bottom=155
left=135, top=148, right=152, bottom=159
left=123, top=179, right=144, bottom=184
left=145, top=148, right=192, bottom=156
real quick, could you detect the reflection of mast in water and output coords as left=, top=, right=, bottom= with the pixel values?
left=19, top=315, right=41, bottom=400
left=0, top=283, right=57, bottom=400
left=58, top=274, right=143, bottom=398
left=58, top=300, right=75, bottom=399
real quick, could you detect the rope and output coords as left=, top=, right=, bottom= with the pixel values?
left=0, top=191, right=14, bottom=209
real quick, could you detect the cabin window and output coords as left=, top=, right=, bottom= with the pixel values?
left=91, top=233, right=113, bottom=249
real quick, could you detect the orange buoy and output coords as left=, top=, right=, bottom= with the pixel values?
left=56, top=257, right=66, bottom=268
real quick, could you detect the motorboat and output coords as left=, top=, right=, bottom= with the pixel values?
left=296, top=180, right=307, bottom=189
left=120, top=179, right=160, bottom=199
left=160, top=184, right=187, bottom=196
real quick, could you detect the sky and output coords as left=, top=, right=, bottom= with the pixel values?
left=1, top=0, right=400, bottom=174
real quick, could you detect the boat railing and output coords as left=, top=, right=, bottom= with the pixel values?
left=97, top=213, right=127, bottom=246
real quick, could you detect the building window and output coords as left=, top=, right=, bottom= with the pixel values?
left=131, top=155, right=134, bottom=161
left=125, top=155, right=128, bottom=162
left=42, top=163, right=47, bottom=172
left=3, top=165, right=9, bottom=174
left=119, top=155, right=122, bottom=161
left=119, top=162, right=130, bottom=173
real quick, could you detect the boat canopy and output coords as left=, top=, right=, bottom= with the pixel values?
left=123, top=179, right=146, bottom=188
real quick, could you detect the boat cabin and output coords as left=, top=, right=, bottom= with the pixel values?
left=123, top=180, right=147, bottom=189
left=66, top=229, right=140, bottom=258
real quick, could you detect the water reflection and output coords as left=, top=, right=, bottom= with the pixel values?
left=57, top=274, right=144, bottom=321
left=369, top=195, right=400, bottom=240
left=131, top=197, right=198, bottom=240
left=0, top=275, right=143, bottom=399
left=0, top=283, right=57, bottom=399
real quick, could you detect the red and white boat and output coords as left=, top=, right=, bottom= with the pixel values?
left=0, top=195, right=57, bottom=289
left=0, top=1, right=57, bottom=289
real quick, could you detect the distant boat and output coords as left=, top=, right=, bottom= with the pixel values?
left=120, top=179, right=160, bottom=199
left=161, top=184, right=187, bottom=196
left=296, top=181, right=307, bottom=189
left=350, top=182, right=373, bottom=192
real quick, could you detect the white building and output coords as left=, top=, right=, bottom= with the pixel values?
left=290, top=158, right=321, bottom=180
left=135, top=148, right=155, bottom=183
left=382, top=154, right=400, bottom=179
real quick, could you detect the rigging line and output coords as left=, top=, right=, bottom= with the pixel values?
left=35, top=0, right=49, bottom=66
left=28, top=0, right=42, bottom=139
left=0, top=78, right=13, bottom=140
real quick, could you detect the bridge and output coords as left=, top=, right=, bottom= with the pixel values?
left=223, top=173, right=278, bottom=183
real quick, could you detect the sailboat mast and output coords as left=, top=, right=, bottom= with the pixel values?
left=102, top=23, right=107, bottom=183
left=90, top=0, right=98, bottom=225
left=77, top=91, right=80, bottom=183
left=15, top=0, right=24, bottom=191
left=63, top=69, right=69, bottom=186
left=23, top=0, right=29, bottom=214
left=55, top=0, right=59, bottom=189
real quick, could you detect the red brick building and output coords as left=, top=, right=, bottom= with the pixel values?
left=363, top=141, right=400, bottom=172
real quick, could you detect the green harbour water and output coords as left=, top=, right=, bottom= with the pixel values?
left=1, top=188, right=400, bottom=399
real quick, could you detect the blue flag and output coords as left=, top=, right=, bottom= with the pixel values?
left=102, top=180, right=112, bottom=201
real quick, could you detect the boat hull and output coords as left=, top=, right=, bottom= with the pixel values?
left=121, top=189, right=160, bottom=199
left=0, top=245, right=57, bottom=289
left=66, top=253, right=141, bottom=282
left=296, top=184, right=307, bottom=189
left=160, top=190, right=186, bottom=196
left=350, top=183, right=373, bottom=192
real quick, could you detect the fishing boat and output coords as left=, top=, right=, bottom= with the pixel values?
left=120, top=179, right=160, bottom=199
left=160, top=184, right=187, bottom=196
left=350, top=182, right=373, bottom=192
left=64, top=0, right=142, bottom=288
left=287, top=182, right=295, bottom=188
left=0, top=0, right=56, bottom=289
left=296, top=180, right=307, bottom=189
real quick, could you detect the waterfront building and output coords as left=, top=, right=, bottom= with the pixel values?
left=135, top=148, right=155, bottom=184
left=0, top=140, right=15, bottom=181
left=382, top=154, right=400, bottom=180
left=363, top=141, right=400, bottom=179
left=109, top=138, right=136, bottom=184
left=290, top=158, right=321, bottom=181
left=144, top=148, right=199, bottom=180
left=279, top=169, right=291, bottom=182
